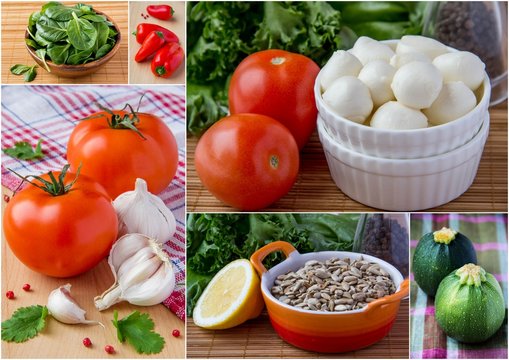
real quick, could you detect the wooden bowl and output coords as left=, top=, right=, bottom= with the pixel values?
left=25, top=9, right=121, bottom=78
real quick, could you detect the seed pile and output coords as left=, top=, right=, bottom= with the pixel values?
left=271, top=257, right=396, bottom=312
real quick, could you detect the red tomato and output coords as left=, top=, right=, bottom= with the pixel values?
left=67, top=108, right=178, bottom=199
left=195, top=113, right=299, bottom=210
left=3, top=169, right=118, bottom=277
left=228, top=49, right=320, bottom=149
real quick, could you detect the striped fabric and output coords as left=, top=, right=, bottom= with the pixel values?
left=410, top=213, right=508, bottom=359
left=1, top=85, right=186, bottom=320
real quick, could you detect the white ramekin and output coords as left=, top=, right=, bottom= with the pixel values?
left=315, top=40, right=491, bottom=159
left=318, top=112, right=489, bottom=211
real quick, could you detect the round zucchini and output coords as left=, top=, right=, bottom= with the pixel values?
left=435, top=264, right=505, bottom=343
left=413, top=227, right=477, bottom=296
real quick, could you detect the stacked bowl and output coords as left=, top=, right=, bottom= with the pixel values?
left=315, top=40, right=491, bottom=211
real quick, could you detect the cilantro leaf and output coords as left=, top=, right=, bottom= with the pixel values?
left=112, top=310, right=165, bottom=354
left=2, top=305, right=48, bottom=343
left=3, top=139, right=44, bottom=160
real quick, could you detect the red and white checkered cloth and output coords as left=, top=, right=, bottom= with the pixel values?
left=1, top=85, right=186, bottom=321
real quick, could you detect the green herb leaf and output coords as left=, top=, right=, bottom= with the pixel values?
left=1, top=305, right=48, bottom=343
left=24, top=66, right=38, bottom=82
left=3, top=139, right=44, bottom=160
left=10, top=64, right=31, bottom=75
left=112, top=311, right=164, bottom=355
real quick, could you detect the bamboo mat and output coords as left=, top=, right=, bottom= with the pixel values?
left=187, top=104, right=508, bottom=212
left=187, top=300, right=409, bottom=359
left=1, top=2, right=128, bottom=84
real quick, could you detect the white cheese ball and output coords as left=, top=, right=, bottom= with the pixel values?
left=371, top=101, right=428, bottom=130
left=322, top=76, right=373, bottom=123
left=358, top=60, right=396, bottom=107
left=320, top=51, right=363, bottom=92
left=390, top=51, right=431, bottom=69
left=396, top=35, right=449, bottom=60
left=423, top=82, right=477, bottom=125
left=432, top=52, right=486, bottom=91
left=349, top=36, right=395, bottom=65
left=391, top=61, right=443, bottom=109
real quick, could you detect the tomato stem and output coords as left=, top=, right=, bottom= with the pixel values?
left=270, top=155, right=279, bottom=169
left=84, top=95, right=147, bottom=140
left=8, top=163, right=82, bottom=196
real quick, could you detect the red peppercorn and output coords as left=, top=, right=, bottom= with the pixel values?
left=3, top=194, right=10, bottom=203
left=22, top=283, right=31, bottom=291
left=83, top=337, right=92, bottom=347
left=105, top=345, right=115, bottom=354
left=172, top=329, right=180, bottom=337
left=5, top=291, right=14, bottom=299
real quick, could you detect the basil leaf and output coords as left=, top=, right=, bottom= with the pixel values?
left=47, top=42, right=71, bottom=64
left=95, top=43, right=111, bottom=59
left=24, top=66, right=37, bottom=82
left=10, top=65, right=31, bottom=75
left=36, top=16, right=67, bottom=42
left=35, top=49, right=50, bottom=72
left=67, top=12, right=97, bottom=50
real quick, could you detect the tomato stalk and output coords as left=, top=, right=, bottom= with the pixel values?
left=9, top=164, right=82, bottom=196
left=85, top=96, right=147, bottom=140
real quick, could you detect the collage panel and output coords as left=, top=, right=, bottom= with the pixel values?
left=129, top=1, right=186, bottom=84
left=186, top=1, right=507, bottom=214
left=187, top=213, right=409, bottom=358
left=2, top=1, right=128, bottom=84
left=410, top=213, right=508, bottom=359
left=1, top=85, right=185, bottom=357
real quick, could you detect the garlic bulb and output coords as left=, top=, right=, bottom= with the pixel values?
left=94, top=233, right=175, bottom=311
left=113, top=178, right=176, bottom=244
left=47, top=284, right=103, bottom=326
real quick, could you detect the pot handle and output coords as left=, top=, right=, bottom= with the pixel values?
left=363, top=278, right=409, bottom=313
left=250, top=241, right=297, bottom=276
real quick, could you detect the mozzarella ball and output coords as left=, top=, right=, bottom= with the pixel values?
left=390, top=51, right=431, bottom=69
left=391, top=62, right=443, bottom=109
left=371, top=101, right=428, bottom=130
left=320, top=51, right=363, bottom=92
left=349, top=36, right=395, bottom=65
left=358, top=60, right=396, bottom=107
left=396, top=35, right=449, bottom=59
left=432, top=52, right=486, bottom=91
left=423, top=82, right=477, bottom=125
left=322, top=76, right=373, bottom=123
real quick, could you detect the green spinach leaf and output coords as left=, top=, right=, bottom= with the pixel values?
left=67, top=12, right=97, bottom=50
left=94, top=21, right=109, bottom=50
left=67, top=48, right=93, bottom=64
left=41, top=1, right=62, bottom=14
left=24, top=66, right=38, bottom=82
left=10, top=64, right=32, bottom=75
left=36, top=16, right=67, bottom=42
left=47, top=42, right=71, bottom=64
left=35, top=49, right=50, bottom=72
left=25, top=38, right=41, bottom=49
left=95, top=44, right=111, bottom=59
left=45, top=6, right=82, bottom=21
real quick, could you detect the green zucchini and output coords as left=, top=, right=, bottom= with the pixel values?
left=413, top=227, right=477, bottom=296
left=435, top=264, right=505, bottom=343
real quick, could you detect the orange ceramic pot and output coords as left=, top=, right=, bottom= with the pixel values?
left=250, top=241, right=409, bottom=353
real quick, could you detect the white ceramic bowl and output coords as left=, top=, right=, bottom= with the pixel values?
left=318, top=112, right=489, bottom=211
left=315, top=40, right=491, bottom=159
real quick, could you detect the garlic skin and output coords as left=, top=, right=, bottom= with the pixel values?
left=94, top=233, right=175, bottom=311
left=47, top=284, right=103, bottom=326
left=113, top=178, right=176, bottom=244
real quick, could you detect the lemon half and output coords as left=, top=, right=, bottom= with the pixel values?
left=193, top=259, right=264, bottom=329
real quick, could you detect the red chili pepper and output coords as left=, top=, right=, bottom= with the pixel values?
left=146, top=5, right=174, bottom=20
left=133, top=23, right=179, bottom=44
left=135, top=31, right=166, bottom=63
left=150, top=42, right=184, bottom=78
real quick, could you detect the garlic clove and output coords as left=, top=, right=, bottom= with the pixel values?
left=47, top=284, right=103, bottom=327
left=121, top=262, right=175, bottom=306
left=95, top=234, right=175, bottom=311
left=113, top=178, right=176, bottom=244
left=109, top=233, right=150, bottom=271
